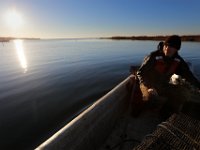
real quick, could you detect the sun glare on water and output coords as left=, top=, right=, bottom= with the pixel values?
left=14, top=40, right=28, bottom=73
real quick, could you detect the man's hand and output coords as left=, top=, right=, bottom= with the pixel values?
left=148, top=88, right=158, bottom=96
left=140, top=83, right=159, bottom=101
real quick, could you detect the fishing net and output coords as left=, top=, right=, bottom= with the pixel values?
left=134, top=113, right=200, bottom=150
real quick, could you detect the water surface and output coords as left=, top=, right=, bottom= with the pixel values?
left=0, top=39, right=200, bottom=149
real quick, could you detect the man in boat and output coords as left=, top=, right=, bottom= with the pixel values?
left=136, top=35, right=200, bottom=118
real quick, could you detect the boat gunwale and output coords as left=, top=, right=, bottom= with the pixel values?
left=36, top=75, right=135, bottom=150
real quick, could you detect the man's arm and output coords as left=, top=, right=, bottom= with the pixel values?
left=137, top=54, right=158, bottom=100
left=137, top=54, right=155, bottom=86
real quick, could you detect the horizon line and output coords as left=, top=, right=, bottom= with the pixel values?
left=1, top=34, right=200, bottom=40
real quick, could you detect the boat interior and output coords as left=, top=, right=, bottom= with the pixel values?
left=99, top=71, right=200, bottom=150
left=36, top=67, right=200, bottom=150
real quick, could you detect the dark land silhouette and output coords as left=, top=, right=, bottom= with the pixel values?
left=0, top=37, right=40, bottom=42
left=102, top=35, right=200, bottom=42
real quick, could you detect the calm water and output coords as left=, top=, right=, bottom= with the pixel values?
left=0, top=39, right=200, bottom=149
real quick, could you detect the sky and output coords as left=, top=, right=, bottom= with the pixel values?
left=0, top=0, right=200, bottom=39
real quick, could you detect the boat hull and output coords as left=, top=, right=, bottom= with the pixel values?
left=36, top=75, right=134, bottom=150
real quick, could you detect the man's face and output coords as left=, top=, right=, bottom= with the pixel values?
left=163, top=45, right=178, bottom=57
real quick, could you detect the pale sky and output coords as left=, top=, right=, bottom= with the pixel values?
left=0, top=0, right=200, bottom=39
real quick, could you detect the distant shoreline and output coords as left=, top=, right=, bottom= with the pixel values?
left=1, top=35, right=200, bottom=42
left=0, top=37, right=40, bottom=42
left=101, top=35, right=200, bottom=42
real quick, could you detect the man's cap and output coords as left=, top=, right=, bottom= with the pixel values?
left=164, top=35, right=181, bottom=50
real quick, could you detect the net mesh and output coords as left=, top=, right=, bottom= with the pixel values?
left=134, top=113, right=200, bottom=150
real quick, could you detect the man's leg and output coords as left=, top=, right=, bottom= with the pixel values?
left=161, top=85, right=190, bottom=118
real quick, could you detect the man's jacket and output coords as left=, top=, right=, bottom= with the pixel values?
left=137, top=50, right=200, bottom=90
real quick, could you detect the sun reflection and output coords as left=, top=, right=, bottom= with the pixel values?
left=14, top=40, right=28, bottom=73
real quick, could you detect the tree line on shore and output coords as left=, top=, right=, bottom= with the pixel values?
left=0, top=37, right=40, bottom=42
left=104, top=35, right=200, bottom=42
